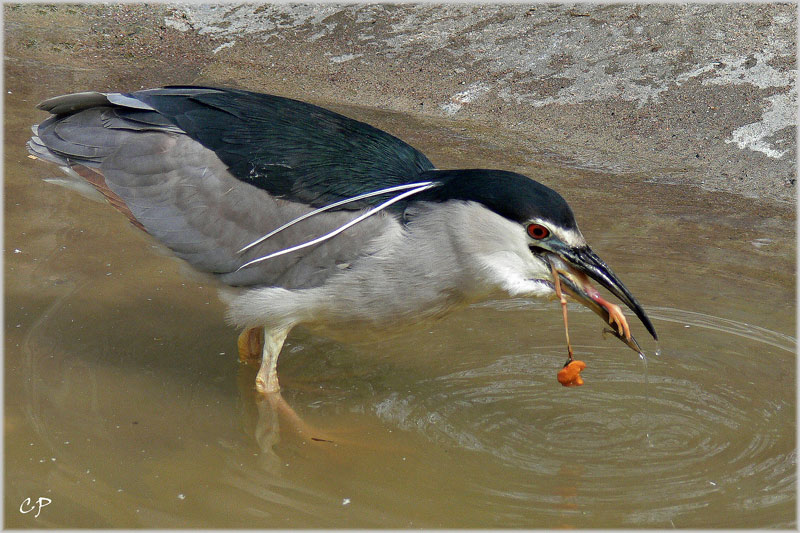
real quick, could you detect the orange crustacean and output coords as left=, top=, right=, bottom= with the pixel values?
left=557, top=360, right=586, bottom=387
left=549, top=258, right=587, bottom=386
left=550, top=258, right=595, bottom=387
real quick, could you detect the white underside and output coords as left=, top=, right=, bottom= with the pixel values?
left=226, top=200, right=558, bottom=332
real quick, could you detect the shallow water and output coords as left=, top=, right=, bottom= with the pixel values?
left=5, top=64, right=796, bottom=528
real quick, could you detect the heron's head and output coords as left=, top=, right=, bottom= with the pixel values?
left=419, top=169, right=658, bottom=348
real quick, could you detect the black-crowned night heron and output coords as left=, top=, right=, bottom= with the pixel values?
left=27, top=86, right=657, bottom=394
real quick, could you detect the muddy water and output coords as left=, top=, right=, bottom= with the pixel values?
left=5, top=67, right=795, bottom=528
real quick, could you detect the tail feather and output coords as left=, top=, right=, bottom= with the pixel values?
left=36, top=91, right=111, bottom=114
left=26, top=137, right=65, bottom=165
left=36, top=108, right=135, bottom=165
left=28, top=90, right=180, bottom=233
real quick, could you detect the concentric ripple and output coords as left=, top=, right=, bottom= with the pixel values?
left=369, top=312, right=795, bottom=528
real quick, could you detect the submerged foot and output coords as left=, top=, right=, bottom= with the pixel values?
left=237, top=327, right=264, bottom=363
left=255, top=372, right=280, bottom=394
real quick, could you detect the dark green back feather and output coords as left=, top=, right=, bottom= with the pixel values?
left=130, top=86, right=436, bottom=209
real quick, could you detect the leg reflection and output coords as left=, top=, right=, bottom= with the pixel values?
left=237, top=363, right=412, bottom=457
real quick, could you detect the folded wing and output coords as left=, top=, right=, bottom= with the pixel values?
left=27, top=87, right=435, bottom=288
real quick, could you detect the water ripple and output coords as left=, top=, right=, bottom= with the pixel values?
left=371, top=327, right=795, bottom=527
left=648, top=306, right=795, bottom=353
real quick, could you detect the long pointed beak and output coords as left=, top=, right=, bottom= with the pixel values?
left=538, top=243, right=658, bottom=346
left=561, top=246, right=657, bottom=340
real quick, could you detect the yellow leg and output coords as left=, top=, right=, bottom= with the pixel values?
left=254, top=326, right=290, bottom=394
left=237, top=327, right=264, bottom=363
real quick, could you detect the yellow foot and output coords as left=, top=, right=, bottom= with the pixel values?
left=255, top=373, right=280, bottom=394
left=251, top=390, right=411, bottom=457
left=254, top=391, right=374, bottom=453
left=260, top=390, right=326, bottom=440
left=237, top=327, right=264, bottom=363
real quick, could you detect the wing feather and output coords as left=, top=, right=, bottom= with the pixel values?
left=27, top=86, right=424, bottom=288
left=129, top=86, right=437, bottom=208
left=98, top=132, right=397, bottom=287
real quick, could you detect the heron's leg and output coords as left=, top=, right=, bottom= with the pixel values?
left=237, top=327, right=264, bottom=363
left=255, top=326, right=290, bottom=393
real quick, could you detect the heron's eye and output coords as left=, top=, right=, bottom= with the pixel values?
left=526, top=223, right=550, bottom=240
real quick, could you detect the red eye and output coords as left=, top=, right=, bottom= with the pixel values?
left=526, top=223, right=550, bottom=240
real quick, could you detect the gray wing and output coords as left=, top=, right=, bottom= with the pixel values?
left=28, top=94, right=398, bottom=289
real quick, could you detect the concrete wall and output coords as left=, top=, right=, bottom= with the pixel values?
left=163, top=3, right=797, bottom=204
left=7, top=3, right=797, bottom=204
